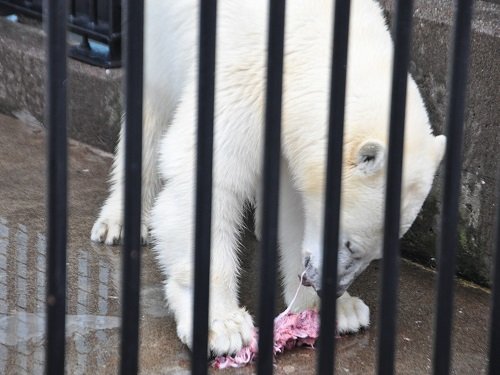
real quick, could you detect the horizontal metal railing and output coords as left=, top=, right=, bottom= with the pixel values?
left=0, top=0, right=121, bottom=67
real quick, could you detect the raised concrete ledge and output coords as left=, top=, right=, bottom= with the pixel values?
left=0, top=16, right=122, bottom=153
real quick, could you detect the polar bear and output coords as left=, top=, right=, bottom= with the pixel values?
left=91, top=0, right=446, bottom=355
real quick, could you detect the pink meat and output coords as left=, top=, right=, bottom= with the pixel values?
left=212, top=309, right=320, bottom=369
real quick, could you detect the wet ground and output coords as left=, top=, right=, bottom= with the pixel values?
left=0, top=113, right=493, bottom=374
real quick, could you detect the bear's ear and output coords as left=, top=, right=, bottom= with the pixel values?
left=355, top=140, right=385, bottom=175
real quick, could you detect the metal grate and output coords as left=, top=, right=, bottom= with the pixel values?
left=40, top=0, right=498, bottom=374
left=0, top=0, right=121, bottom=67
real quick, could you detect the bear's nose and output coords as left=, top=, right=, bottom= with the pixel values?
left=301, top=263, right=321, bottom=291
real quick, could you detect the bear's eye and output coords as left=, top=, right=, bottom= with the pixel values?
left=345, top=241, right=353, bottom=253
left=345, top=241, right=363, bottom=260
left=362, top=155, right=375, bottom=163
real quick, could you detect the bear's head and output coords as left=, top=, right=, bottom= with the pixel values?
left=301, top=79, right=446, bottom=297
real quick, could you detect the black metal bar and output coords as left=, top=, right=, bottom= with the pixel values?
left=317, top=0, right=351, bottom=374
left=44, top=0, right=68, bottom=373
left=190, top=0, right=217, bottom=374
left=432, top=1, right=473, bottom=374
left=256, top=1, right=286, bottom=374
left=70, top=0, right=75, bottom=17
left=119, top=0, right=144, bottom=373
left=89, top=0, right=97, bottom=23
left=0, top=1, right=42, bottom=18
left=490, top=170, right=500, bottom=375
left=107, top=0, right=122, bottom=66
left=110, top=0, right=121, bottom=34
left=376, top=0, right=414, bottom=374
left=68, top=24, right=118, bottom=44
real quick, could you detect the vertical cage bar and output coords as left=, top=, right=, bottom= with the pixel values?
left=108, top=0, right=122, bottom=64
left=432, top=1, right=473, bottom=374
left=376, top=0, right=414, bottom=374
left=70, top=0, right=75, bottom=17
left=316, top=0, right=351, bottom=374
left=489, top=169, right=500, bottom=375
left=256, top=1, right=286, bottom=374
left=45, top=0, right=68, bottom=373
left=119, top=0, right=144, bottom=373
left=89, top=0, right=97, bottom=23
left=110, top=0, right=121, bottom=34
left=191, top=0, right=217, bottom=374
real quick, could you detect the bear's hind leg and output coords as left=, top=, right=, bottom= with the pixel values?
left=91, top=107, right=165, bottom=245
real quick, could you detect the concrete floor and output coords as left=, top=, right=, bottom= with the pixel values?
left=0, top=113, right=493, bottom=374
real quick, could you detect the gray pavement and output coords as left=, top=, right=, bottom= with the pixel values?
left=0, top=113, right=493, bottom=373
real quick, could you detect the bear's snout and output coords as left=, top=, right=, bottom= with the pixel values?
left=302, top=260, right=321, bottom=293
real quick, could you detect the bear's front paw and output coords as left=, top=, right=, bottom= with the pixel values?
left=176, top=307, right=254, bottom=357
left=208, top=307, right=254, bottom=356
left=91, top=208, right=148, bottom=245
left=336, top=292, right=370, bottom=334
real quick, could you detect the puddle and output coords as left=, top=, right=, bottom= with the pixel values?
left=0, top=116, right=188, bottom=374
left=0, top=216, right=128, bottom=374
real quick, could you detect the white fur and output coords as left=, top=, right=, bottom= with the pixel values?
left=336, top=292, right=370, bottom=334
left=91, top=0, right=446, bottom=355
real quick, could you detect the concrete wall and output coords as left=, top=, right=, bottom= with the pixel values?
left=0, top=17, right=122, bottom=152
left=379, top=0, right=499, bottom=286
left=0, top=0, right=498, bottom=285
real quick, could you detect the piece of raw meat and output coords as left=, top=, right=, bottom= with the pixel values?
left=212, top=272, right=325, bottom=369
